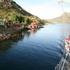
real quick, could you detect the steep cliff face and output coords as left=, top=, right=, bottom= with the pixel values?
left=0, top=0, right=12, bottom=8
left=0, top=0, right=44, bottom=25
left=0, top=0, right=33, bottom=20
left=11, top=1, right=33, bottom=16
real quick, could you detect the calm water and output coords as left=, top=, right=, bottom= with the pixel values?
left=0, top=23, right=70, bottom=70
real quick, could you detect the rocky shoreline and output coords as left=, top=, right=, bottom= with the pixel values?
left=0, top=25, right=24, bottom=41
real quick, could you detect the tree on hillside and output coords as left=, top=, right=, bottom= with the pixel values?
left=15, top=15, right=25, bottom=23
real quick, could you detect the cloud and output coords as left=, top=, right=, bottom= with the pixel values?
left=57, top=0, right=70, bottom=3
left=24, top=4, right=63, bottom=19
left=14, top=0, right=70, bottom=19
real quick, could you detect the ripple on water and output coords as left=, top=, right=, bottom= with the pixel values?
left=0, top=23, right=70, bottom=70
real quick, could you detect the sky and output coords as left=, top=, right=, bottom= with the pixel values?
left=13, top=0, right=70, bottom=19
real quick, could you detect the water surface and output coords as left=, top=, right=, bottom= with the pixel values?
left=0, top=23, right=70, bottom=70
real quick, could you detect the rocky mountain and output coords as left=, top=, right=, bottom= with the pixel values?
left=0, top=0, right=34, bottom=21
left=48, top=12, right=70, bottom=23
left=11, top=1, right=33, bottom=16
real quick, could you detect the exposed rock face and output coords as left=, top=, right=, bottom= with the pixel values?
left=11, top=1, right=33, bottom=16
left=0, top=0, right=42, bottom=25
left=0, top=0, right=33, bottom=15
left=0, top=0, right=12, bottom=3
left=0, top=0, right=12, bottom=8
left=0, top=0, right=33, bottom=20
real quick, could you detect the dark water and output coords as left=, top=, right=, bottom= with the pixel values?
left=0, top=23, right=70, bottom=70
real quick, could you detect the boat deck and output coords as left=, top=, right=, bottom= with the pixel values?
left=55, top=51, right=70, bottom=70
left=63, top=53, right=70, bottom=70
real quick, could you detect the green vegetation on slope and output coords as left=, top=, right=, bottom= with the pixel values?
left=0, top=0, right=44, bottom=25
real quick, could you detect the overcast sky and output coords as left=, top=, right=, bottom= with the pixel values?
left=13, top=0, right=70, bottom=19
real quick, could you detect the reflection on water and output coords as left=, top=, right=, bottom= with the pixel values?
left=61, top=23, right=70, bottom=37
left=0, top=23, right=70, bottom=70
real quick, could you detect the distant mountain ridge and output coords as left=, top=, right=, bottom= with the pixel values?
left=48, top=12, right=70, bottom=23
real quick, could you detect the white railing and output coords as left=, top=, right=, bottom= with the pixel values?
left=55, top=51, right=70, bottom=70
left=55, top=42, right=70, bottom=70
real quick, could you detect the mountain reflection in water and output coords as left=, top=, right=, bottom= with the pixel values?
left=0, top=23, right=70, bottom=70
